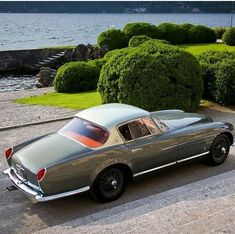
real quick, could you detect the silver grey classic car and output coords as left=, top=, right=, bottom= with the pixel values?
left=4, top=103, right=235, bottom=202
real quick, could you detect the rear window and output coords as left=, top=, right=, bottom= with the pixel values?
left=58, top=117, right=109, bottom=148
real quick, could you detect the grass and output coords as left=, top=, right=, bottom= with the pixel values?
left=42, top=45, right=76, bottom=50
left=179, top=43, right=235, bottom=56
left=15, top=90, right=102, bottom=109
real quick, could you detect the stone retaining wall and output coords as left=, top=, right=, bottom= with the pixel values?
left=0, top=48, right=67, bottom=72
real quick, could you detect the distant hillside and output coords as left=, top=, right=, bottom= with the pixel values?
left=0, top=1, right=234, bottom=13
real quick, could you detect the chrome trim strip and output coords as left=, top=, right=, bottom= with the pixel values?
left=133, top=162, right=176, bottom=177
left=161, top=145, right=177, bottom=151
left=177, top=151, right=209, bottom=163
left=4, top=168, right=38, bottom=196
left=4, top=168, right=90, bottom=202
left=133, top=151, right=209, bottom=177
left=36, top=186, right=90, bottom=202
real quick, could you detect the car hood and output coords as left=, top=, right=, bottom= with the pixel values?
left=12, top=133, right=91, bottom=173
left=152, top=111, right=212, bottom=129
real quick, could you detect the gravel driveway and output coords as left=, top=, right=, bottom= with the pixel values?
left=0, top=88, right=77, bottom=129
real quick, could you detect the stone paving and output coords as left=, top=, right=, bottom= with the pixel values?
left=0, top=89, right=235, bottom=234
left=0, top=88, right=77, bottom=129
left=36, top=169, right=235, bottom=234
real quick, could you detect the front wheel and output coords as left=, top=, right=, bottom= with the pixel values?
left=206, top=134, right=230, bottom=166
left=90, top=167, right=126, bottom=202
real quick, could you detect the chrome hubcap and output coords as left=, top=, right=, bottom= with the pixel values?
left=221, top=147, right=226, bottom=154
left=111, top=179, right=118, bottom=189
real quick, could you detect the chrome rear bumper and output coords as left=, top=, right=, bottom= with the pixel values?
left=4, top=168, right=90, bottom=202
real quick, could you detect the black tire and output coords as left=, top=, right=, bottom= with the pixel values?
left=90, top=167, right=126, bottom=202
left=206, top=134, right=230, bottom=166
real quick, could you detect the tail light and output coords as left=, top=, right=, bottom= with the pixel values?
left=37, top=168, right=46, bottom=182
left=5, top=147, right=13, bottom=159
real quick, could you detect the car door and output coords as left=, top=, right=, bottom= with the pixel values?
left=176, top=125, right=216, bottom=161
left=118, top=117, right=180, bottom=173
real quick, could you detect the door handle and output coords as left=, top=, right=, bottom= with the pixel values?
left=131, top=148, right=143, bottom=153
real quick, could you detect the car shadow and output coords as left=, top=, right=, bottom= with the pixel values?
left=27, top=153, right=235, bottom=229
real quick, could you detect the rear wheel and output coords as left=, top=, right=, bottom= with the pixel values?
left=91, top=167, right=126, bottom=202
left=207, top=134, right=230, bottom=166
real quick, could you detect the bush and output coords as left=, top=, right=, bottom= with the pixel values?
left=187, top=25, right=216, bottom=43
left=200, top=63, right=217, bottom=99
left=215, top=60, right=235, bottom=104
left=158, top=23, right=185, bottom=44
left=180, top=23, right=193, bottom=43
left=123, top=22, right=162, bottom=40
left=128, top=35, right=170, bottom=47
left=198, top=50, right=235, bottom=64
left=98, top=43, right=203, bottom=112
left=87, top=58, right=107, bottom=72
left=198, top=51, right=235, bottom=100
left=222, top=27, right=235, bottom=46
left=128, top=35, right=151, bottom=47
left=54, top=61, right=98, bottom=93
left=97, top=28, right=128, bottom=50
left=214, top=27, right=227, bottom=39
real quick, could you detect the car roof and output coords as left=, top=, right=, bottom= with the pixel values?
left=75, top=103, right=149, bottom=129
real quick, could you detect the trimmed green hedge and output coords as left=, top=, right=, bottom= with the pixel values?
left=214, top=27, right=227, bottom=39
left=158, top=23, right=185, bottom=44
left=54, top=61, right=98, bottom=93
left=187, top=25, right=216, bottom=43
left=128, top=35, right=152, bottom=47
left=222, top=27, right=235, bottom=46
left=97, top=28, right=128, bottom=50
left=180, top=23, right=193, bottom=43
left=128, top=35, right=170, bottom=47
left=98, top=42, right=203, bottom=111
left=198, top=51, right=235, bottom=103
left=123, top=22, right=162, bottom=40
left=215, top=60, right=235, bottom=104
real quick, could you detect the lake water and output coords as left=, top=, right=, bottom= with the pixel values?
left=0, top=13, right=233, bottom=51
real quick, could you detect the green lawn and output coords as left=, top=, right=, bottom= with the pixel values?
left=15, top=91, right=102, bottom=109
left=42, top=45, right=76, bottom=50
left=179, top=43, right=235, bottom=56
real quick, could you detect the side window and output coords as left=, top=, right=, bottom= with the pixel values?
left=129, top=120, right=150, bottom=139
left=119, top=124, right=132, bottom=141
left=142, top=117, right=161, bottom=134
left=119, top=119, right=151, bottom=142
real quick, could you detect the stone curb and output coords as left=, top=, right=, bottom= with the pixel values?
left=0, top=116, right=73, bottom=132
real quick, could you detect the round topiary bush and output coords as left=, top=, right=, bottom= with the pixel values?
left=128, top=35, right=170, bottom=47
left=98, top=44, right=203, bottom=112
left=198, top=50, right=235, bottom=65
left=214, top=27, right=227, bottom=39
left=54, top=61, right=98, bottom=93
left=128, top=35, right=152, bottom=47
left=123, top=22, right=162, bottom=40
left=97, top=28, right=128, bottom=50
left=198, top=50, right=235, bottom=100
left=222, top=27, right=235, bottom=46
left=215, top=60, right=235, bottom=104
left=180, top=23, right=193, bottom=43
left=87, top=58, right=107, bottom=72
left=158, top=23, right=185, bottom=44
left=187, top=25, right=216, bottom=43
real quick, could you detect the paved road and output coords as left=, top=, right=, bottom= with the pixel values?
left=0, top=109, right=235, bottom=234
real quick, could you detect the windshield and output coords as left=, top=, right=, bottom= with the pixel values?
left=58, top=117, right=109, bottom=148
